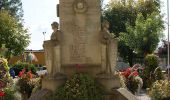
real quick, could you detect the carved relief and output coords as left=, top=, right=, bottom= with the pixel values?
left=69, top=24, right=87, bottom=63
left=73, top=0, right=88, bottom=13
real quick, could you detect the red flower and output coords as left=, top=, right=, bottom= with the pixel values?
left=18, top=69, right=25, bottom=77
left=122, top=68, right=131, bottom=78
left=27, top=71, right=32, bottom=79
left=132, top=71, right=138, bottom=76
left=0, top=91, right=5, bottom=97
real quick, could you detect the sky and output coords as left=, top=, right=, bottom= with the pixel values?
left=22, top=0, right=167, bottom=50
left=22, top=0, right=59, bottom=50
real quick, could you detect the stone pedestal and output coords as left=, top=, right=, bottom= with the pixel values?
left=96, top=74, right=121, bottom=93
left=112, top=88, right=138, bottom=100
left=42, top=76, right=67, bottom=92
left=61, top=65, right=101, bottom=77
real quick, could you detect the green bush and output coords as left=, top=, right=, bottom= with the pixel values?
left=154, top=67, right=164, bottom=80
left=51, top=73, right=103, bottom=100
left=12, top=62, right=37, bottom=75
left=144, top=54, right=159, bottom=72
left=142, top=54, right=164, bottom=88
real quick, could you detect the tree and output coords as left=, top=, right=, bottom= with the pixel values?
left=119, top=12, right=164, bottom=56
left=102, top=0, right=163, bottom=65
left=103, top=0, right=137, bottom=65
left=0, top=10, right=29, bottom=59
left=0, top=0, right=30, bottom=59
left=0, top=0, right=23, bottom=21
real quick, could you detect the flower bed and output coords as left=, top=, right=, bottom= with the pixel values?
left=0, top=58, right=16, bottom=100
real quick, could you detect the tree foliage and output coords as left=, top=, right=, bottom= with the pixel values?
left=0, top=0, right=23, bottom=21
left=103, top=0, right=164, bottom=65
left=0, top=0, right=30, bottom=59
left=120, top=12, right=164, bottom=55
left=0, top=10, right=29, bottom=58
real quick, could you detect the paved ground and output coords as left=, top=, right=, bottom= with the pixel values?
left=136, top=90, right=151, bottom=100
left=136, top=94, right=151, bottom=100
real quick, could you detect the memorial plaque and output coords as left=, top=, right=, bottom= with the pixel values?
left=59, top=0, right=101, bottom=66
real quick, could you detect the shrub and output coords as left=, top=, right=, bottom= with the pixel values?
left=154, top=67, right=164, bottom=80
left=144, top=54, right=159, bottom=72
left=142, top=54, right=164, bottom=88
left=12, top=62, right=37, bottom=75
left=51, top=73, right=103, bottom=100
left=149, top=80, right=170, bottom=100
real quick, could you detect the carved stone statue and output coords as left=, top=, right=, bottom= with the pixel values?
left=43, top=22, right=61, bottom=77
left=100, top=20, right=115, bottom=74
left=50, top=22, right=61, bottom=45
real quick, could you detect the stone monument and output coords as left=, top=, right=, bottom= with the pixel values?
left=29, top=0, right=138, bottom=100
left=43, top=0, right=119, bottom=93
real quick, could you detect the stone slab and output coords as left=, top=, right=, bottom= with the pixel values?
left=59, top=0, right=102, bottom=66
left=112, top=88, right=138, bottom=100
left=29, top=89, right=52, bottom=100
